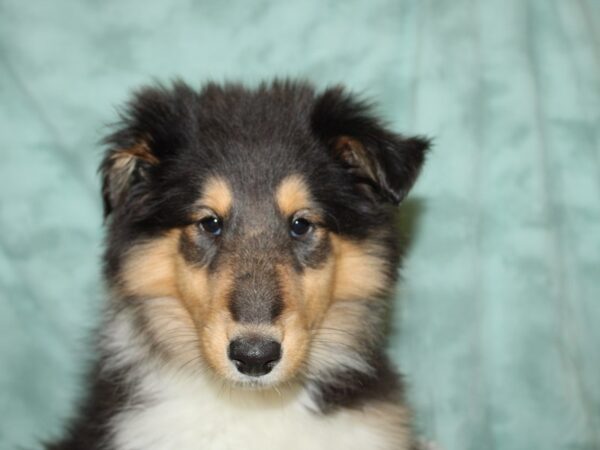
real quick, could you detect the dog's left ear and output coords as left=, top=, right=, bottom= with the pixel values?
left=312, top=87, right=430, bottom=204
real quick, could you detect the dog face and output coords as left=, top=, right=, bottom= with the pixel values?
left=101, top=81, right=428, bottom=388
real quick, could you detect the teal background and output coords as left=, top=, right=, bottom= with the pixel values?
left=1, top=1, right=599, bottom=449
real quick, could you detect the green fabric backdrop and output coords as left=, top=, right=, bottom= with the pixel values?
left=1, top=1, right=599, bottom=449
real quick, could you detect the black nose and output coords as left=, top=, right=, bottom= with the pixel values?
left=228, top=337, right=281, bottom=377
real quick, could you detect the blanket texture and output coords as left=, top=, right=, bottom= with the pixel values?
left=1, top=1, right=599, bottom=449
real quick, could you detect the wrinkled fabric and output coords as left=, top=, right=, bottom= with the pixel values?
left=0, top=1, right=599, bottom=449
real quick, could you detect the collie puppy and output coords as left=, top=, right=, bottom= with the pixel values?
left=47, top=80, right=429, bottom=450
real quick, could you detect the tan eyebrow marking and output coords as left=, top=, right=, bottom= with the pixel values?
left=275, top=174, right=312, bottom=217
left=198, top=176, right=233, bottom=218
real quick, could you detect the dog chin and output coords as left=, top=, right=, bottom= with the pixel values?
left=222, top=368, right=290, bottom=390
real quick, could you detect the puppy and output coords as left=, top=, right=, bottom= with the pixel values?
left=47, top=80, right=429, bottom=450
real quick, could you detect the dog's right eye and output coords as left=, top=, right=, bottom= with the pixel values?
left=198, top=216, right=223, bottom=236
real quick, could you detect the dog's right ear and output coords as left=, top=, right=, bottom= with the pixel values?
left=100, top=82, right=196, bottom=218
left=100, top=138, right=158, bottom=218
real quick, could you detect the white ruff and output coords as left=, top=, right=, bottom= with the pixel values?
left=104, top=307, right=404, bottom=450
left=110, top=372, right=395, bottom=450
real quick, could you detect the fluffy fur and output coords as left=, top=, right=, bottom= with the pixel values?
left=47, top=80, right=429, bottom=450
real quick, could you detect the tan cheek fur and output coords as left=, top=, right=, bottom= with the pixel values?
left=281, top=234, right=390, bottom=331
left=299, top=257, right=337, bottom=327
left=275, top=233, right=391, bottom=381
left=118, top=231, right=205, bottom=367
left=119, top=230, right=181, bottom=299
left=282, top=235, right=392, bottom=377
left=331, top=235, right=391, bottom=302
left=118, top=230, right=234, bottom=376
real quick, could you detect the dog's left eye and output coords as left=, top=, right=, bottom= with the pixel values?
left=198, top=216, right=223, bottom=236
left=290, top=217, right=313, bottom=238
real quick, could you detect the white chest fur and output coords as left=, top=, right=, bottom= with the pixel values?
left=110, top=370, right=397, bottom=450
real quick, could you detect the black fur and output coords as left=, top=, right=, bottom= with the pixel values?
left=46, top=359, right=128, bottom=450
left=309, top=354, right=404, bottom=413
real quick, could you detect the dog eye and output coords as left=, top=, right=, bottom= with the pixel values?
left=290, top=218, right=312, bottom=238
left=198, top=216, right=223, bottom=236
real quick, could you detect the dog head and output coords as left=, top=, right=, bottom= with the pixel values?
left=101, top=81, right=428, bottom=388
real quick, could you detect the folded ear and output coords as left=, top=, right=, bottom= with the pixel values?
left=312, top=87, right=430, bottom=204
left=100, top=138, right=158, bottom=218
left=100, top=82, right=196, bottom=217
